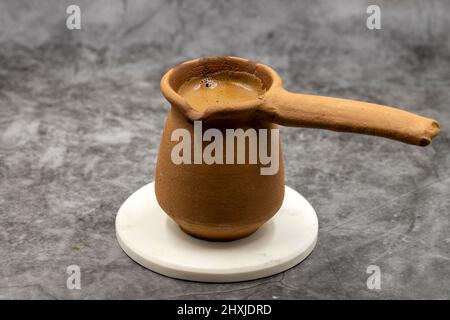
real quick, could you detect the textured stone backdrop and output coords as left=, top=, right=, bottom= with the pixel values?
left=0, top=0, right=449, bottom=299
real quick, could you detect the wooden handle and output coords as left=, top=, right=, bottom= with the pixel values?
left=262, top=89, right=440, bottom=146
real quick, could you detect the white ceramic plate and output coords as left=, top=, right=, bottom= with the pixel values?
left=116, top=182, right=318, bottom=283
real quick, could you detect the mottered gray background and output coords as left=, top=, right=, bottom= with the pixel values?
left=0, top=0, right=449, bottom=299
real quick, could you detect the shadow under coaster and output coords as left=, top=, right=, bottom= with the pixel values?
left=116, top=182, right=318, bottom=283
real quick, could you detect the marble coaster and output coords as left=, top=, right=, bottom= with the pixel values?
left=115, top=182, right=318, bottom=283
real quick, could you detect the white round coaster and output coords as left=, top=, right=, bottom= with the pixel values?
left=116, top=182, right=318, bottom=283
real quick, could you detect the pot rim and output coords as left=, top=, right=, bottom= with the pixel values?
left=160, top=56, right=283, bottom=121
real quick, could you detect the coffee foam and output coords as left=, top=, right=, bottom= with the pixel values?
left=178, top=71, right=265, bottom=112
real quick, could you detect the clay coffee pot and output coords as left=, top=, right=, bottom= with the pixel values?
left=155, top=56, right=440, bottom=241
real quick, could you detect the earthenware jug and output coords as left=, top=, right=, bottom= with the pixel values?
left=155, top=56, right=440, bottom=241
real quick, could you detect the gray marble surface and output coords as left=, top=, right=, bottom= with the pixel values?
left=1, top=0, right=449, bottom=299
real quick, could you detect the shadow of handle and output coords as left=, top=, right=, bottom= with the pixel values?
left=262, top=89, right=440, bottom=146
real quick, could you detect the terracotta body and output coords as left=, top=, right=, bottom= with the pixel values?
left=156, top=56, right=440, bottom=241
